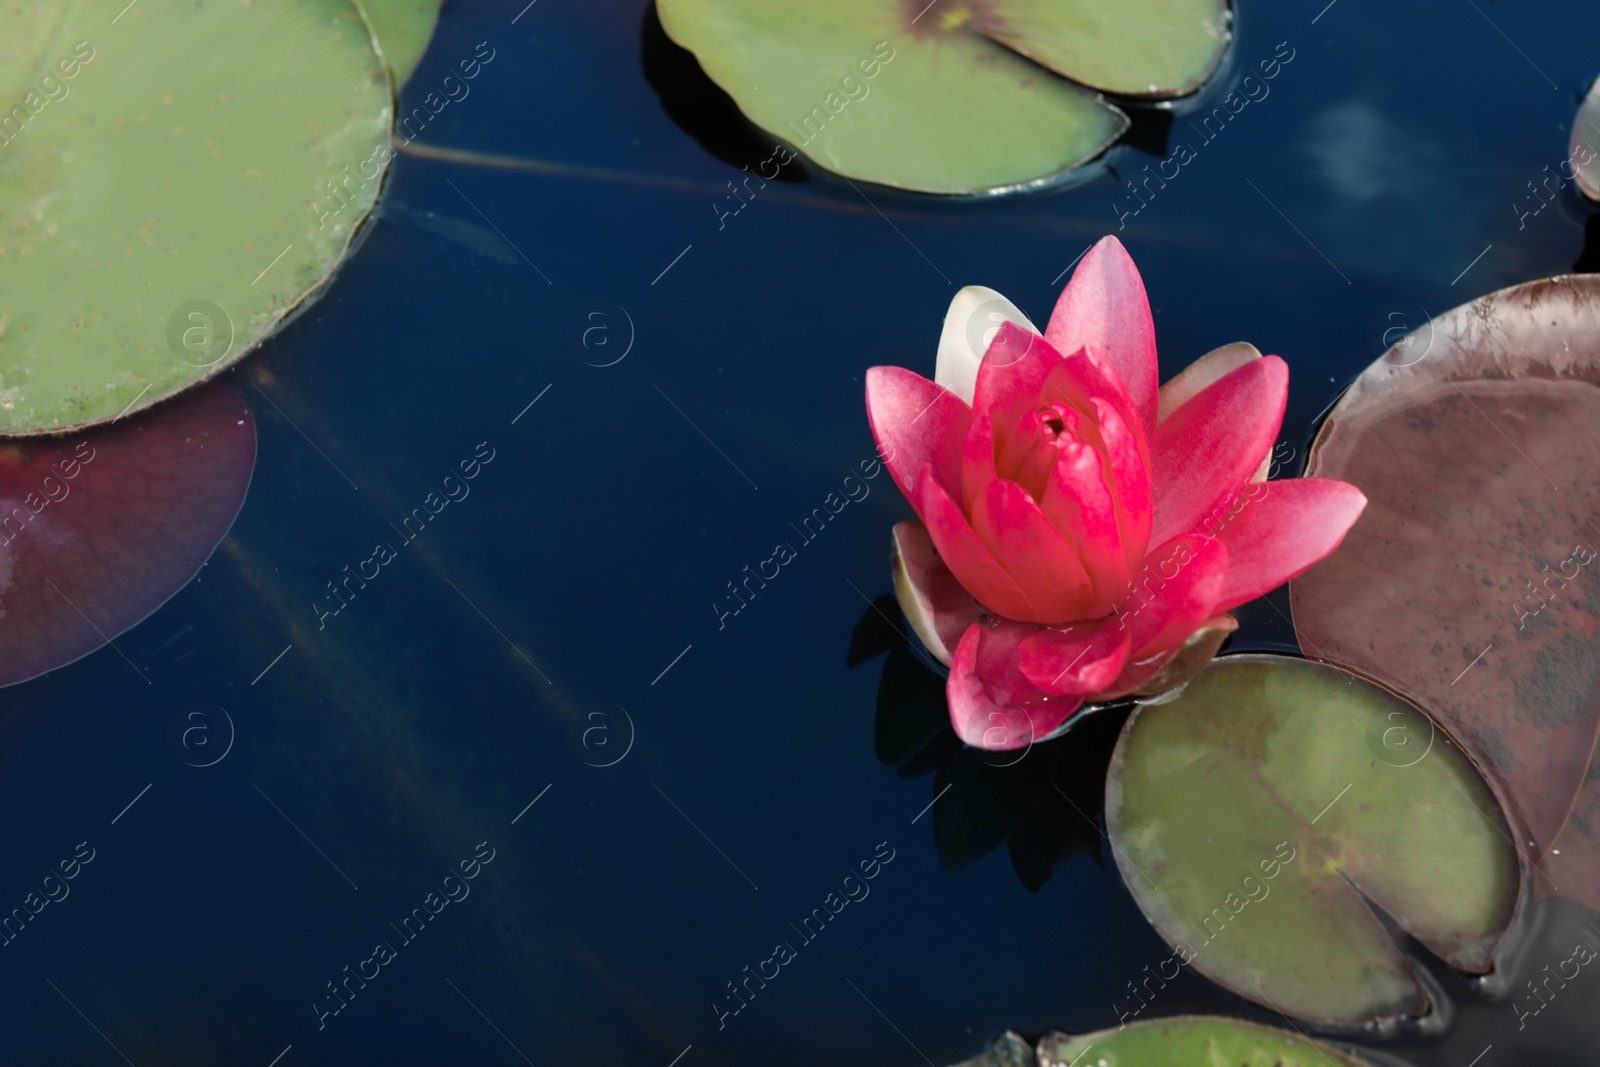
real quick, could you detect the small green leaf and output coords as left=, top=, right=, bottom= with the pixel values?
left=1105, top=655, right=1520, bottom=1025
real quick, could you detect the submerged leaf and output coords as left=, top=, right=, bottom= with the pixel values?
left=655, top=1, right=1133, bottom=193
left=1106, top=655, right=1520, bottom=1024
left=1290, top=274, right=1600, bottom=906
left=0, top=0, right=390, bottom=433
left=0, top=382, right=257, bottom=687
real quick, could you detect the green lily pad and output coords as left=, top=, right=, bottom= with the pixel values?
left=952, top=1018, right=1371, bottom=1067
left=1105, top=655, right=1520, bottom=1025
left=966, top=0, right=1229, bottom=97
left=656, top=0, right=1145, bottom=194
left=361, top=0, right=444, bottom=86
left=0, top=0, right=390, bottom=435
left=1038, top=1017, right=1370, bottom=1067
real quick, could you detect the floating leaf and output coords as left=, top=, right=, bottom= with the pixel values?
left=1038, top=1016, right=1371, bottom=1067
left=656, top=1, right=1144, bottom=193
left=1290, top=275, right=1600, bottom=904
left=1105, top=655, right=1519, bottom=1024
left=957, top=0, right=1229, bottom=97
left=1574, top=74, right=1600, bottom=202
left=362, top=0, right=444, bottom=86
left=0, top=0, right=390, bottom=434
left=0, top=381, right=256, bottom=687
left=952, top=1018, right=1370, bottom=1067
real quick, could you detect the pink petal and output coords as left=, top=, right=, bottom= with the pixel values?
left=865, top=366, right=971, bottom=506
left=961, top=409, right=999, bottom=513
left=912, top=467, right=1039, bottom=623
left=969, top=476, right=1097, bottom=623
left=1045, top=236, right=1159, bottom=434
left=947, top=620, right=1083, bottom=751
left=1156, top=342, right=1262, bottom=424
left=1038, top=434, right=1128, bottom=618
left=1089, top=396, right=1153, bottom=575
left=891, top=520, right=984, bottom=666
left=1154, top=342, right=1274, bottom=485
left=970, top=322, right=1059, bottom=426
left=1117, top=535, right=1228, bottom=660
left=1098, top=614, right=1238, bottom=700
left=994, top=404, right=1069, bottom=500
left=972, top=327, right=1142, bottom=461
left=1149, top=356, right=1288, bottom=549
left=1017, top=617, right=1132, bottom=696
left=1214, top=478, right=1368, bottom=613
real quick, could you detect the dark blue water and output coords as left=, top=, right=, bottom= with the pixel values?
left=1, top=0, right=1596, bottom=1063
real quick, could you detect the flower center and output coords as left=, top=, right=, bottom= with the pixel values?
left=1036, top=402, right=1079, bottom=446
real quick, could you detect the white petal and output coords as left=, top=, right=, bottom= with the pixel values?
left=891, top=521, right=982, bottom=667
left=935, top=286, right=1037, bottom=406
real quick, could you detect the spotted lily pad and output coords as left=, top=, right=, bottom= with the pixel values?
left=952, top=1018, right=1370, bottom=1067
left=1106, top=655, right=1520, bottom=1024
left=657, top=0, right=1233, bottom=193
left=0, top=381, right=256, bottom=687
left=1290, top=275, right=1600, bottom=907
left=0, top=0, right=390, bottom=434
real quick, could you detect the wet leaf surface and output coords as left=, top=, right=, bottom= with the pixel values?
left=0, top=0, right=389, bottom=433
left=0, top=381, right=256, bottom=687
left=1106, top=655, right=1520, bottom=1024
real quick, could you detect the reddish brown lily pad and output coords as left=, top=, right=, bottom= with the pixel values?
left=1291, top=275, right=1600, bottom=906
left=0, top=381, right=256, bottom=687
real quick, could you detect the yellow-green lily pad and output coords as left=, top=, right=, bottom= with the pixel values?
left=1105, top=655, right=1521, bottom=1025
left=0, top=0, right=390, bottom=434
left=971, top=0, right=1228, bottom=97
left=656, top=0, right=1143, bottom=194
left=953, top=1018, right=1371, bottom=1067
left=361, top=0, right=444, bottom=86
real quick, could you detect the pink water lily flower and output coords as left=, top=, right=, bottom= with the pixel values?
left=865, top=236, right=1366, bottom=750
